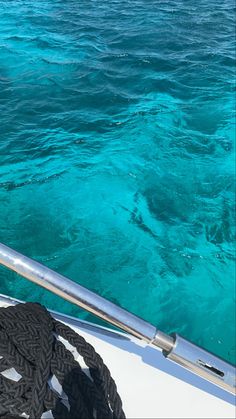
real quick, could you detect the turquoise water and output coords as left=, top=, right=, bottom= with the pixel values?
left=0, top=0, right=235, bottom=364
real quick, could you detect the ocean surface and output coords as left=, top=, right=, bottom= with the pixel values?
left=0, top=0, right=235, bottom=364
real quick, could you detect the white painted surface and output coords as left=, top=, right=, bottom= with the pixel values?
left=0, top=295, right=235, bottom=418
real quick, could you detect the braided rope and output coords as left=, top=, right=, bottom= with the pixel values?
left=0, top=302, right=126, bottom=419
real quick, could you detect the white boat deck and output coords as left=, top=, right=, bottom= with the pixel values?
left=0, top=294, right=235, bottom=418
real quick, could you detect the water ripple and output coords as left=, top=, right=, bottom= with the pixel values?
left=0, top=0, right=235, bottom=363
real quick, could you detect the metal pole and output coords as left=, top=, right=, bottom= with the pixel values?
left=0, top=242, right=235, bottom=394
left=0, top=242, right=171, bottom=347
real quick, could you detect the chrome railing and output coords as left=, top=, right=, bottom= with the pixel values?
left=0, top=242, right=235, bottom=394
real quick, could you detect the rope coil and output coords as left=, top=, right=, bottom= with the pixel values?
left=0, top=302, right=126, bottom=419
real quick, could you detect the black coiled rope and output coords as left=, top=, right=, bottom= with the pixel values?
left=0, top=302, right=126, bottom=419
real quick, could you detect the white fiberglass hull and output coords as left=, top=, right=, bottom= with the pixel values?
left=0, top=294, right=235, bottom=418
